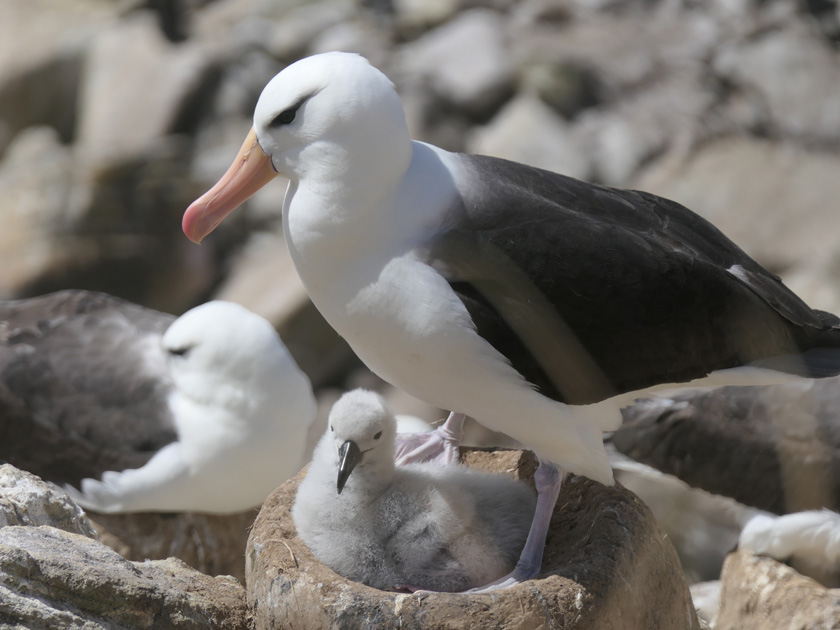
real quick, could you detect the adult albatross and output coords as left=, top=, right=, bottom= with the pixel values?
left=183, top=52, right=840, bottom=588
left=0, top=290, right=317, bottom=513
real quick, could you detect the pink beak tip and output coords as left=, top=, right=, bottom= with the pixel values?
left=182, top=202, right=205, bottom=244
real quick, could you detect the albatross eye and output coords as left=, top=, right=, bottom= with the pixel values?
left=374, top=431, right=382, bottom=440
left=269, top=103, right=301, bottom=127
left=168, top=346, right=191, bottom=358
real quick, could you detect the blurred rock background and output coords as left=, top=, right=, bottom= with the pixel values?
left=3, top=0, right=840, bottom=397
left=3, top=0, right=840, bottom=624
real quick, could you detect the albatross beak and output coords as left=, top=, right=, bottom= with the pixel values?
left=336, top=440, right=363, bottom=494
left=182, top=127, right=278, bottom=244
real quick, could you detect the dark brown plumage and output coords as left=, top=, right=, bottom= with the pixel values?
left=0, top=290, right=176, bottom=486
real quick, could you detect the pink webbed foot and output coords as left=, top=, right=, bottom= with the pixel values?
left=394, top=412, right=465, bottom=466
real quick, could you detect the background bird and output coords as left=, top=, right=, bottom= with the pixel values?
left=292, top=389, right=536, bottom=592
left=183, top=51, right=840, bottom=587
left=739, top=508, right=840, bottom=588
left=62, top=298, right=317, bottom=513
left=614, top=378, right=840, bottom=515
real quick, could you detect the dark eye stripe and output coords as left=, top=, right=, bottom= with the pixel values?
left=271, top=107, right=298, bottom=126
left=268, top=96, right=309, bottom=128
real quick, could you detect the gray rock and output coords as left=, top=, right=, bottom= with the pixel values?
left=467, top=92, right=590, bottom=180
left=0, top=465, right=94, bottom=537
left=193, top=0, right=350, bottom=62
left=0, top=464, right=253, bottom=585
left=517, top=59, right=601, bottom=119
left=0, top=127, right=81, bottom=299
left=310, top=17, right=393, bottom=69
left=0, top=525, right=248, bottom=629
left=0, top=0, right=118, bottom=156
left=635, top=137, right=840, bottom=272
left=76, top=12, right=213, bottom=168
left=714, top=22, right=840, bottom=143
left=513, top=11, right=717, bottom=97
left=783, top=249, right=840, bottom=319
left=716, top=550, right=840, bottom=629
left=573, top=73, right=710, bottom=184
left=392, top=0, right=460, bottom=36
left=396, top=9, right=514, bottom=118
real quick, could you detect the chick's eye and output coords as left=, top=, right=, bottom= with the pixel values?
left=168, top=346, right=191, bottom=358
left=374, top=431, right=382, bottom=440
left=330, top=425, right=334, bottom=432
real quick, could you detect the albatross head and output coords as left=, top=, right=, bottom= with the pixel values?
left=327, top=389, right=397, bottom=494
left=162, top=300, right=314, bottom=417
left=182, top=52, right=410, bottom=244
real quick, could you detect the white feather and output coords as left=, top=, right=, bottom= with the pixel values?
left=65, top=301, right=317, bottom=514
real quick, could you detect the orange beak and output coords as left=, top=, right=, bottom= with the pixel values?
left=182, top=128, right=278, bottom=244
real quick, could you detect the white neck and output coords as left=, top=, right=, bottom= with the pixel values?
left=282, top=140, right=461, bottom=307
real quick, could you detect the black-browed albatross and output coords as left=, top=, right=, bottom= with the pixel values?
left=182, top=51, right=840, bottom=589
left=1, top=290, right=318, bottom=513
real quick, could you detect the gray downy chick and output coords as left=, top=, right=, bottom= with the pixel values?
left=292, top=389, right=537, bottom=592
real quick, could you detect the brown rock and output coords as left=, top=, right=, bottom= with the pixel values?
left=716, top=550, right=840, bottom=630
left=247, top=449, right=699, bottom=630
left=89, top=510, right=257, bottom=585
left=0, top=525, right=249, bottom=629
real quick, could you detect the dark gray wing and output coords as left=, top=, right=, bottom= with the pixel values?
left=614, top=379, right=840, bottom=515
left=426, top=154, right=840, bottom=404
left=0, top=290, right=178, bottom=485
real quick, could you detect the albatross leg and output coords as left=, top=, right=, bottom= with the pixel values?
left=394, top=412, right=465, bottom=466
left=467, top=460, right=564, bottom=592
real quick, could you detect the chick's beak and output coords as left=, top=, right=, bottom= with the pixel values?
left=182, top=127, right=277, bottom=244
left=336, top=440, right=363, bottom=494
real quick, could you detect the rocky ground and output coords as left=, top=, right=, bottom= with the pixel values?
left=2, top=0, right=840, bottom=627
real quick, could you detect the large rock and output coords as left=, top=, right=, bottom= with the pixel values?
left=0, top=127, right=80, bottom=298
left=247, top=449, right=700, bottom=629
left=0, top=463, right=254, bottom=585
left=635, top=137, right=840, bottom=272
left=0, top=526, right=249, bottom=629
left=512, top=10, right=717, bottom=96
left=0, top=465, right=94, bottom=537
left=573, top=73, right=711, bottom=185
left=466, top=92, right=591, bottom=181
left=782, top=242, right=840, bottom=316
left=0, top=463, right=249, bottom=629
left=714, top=23, right=840, bottom=144
left=0, top=126, right=218, bottom=311
left=76, top=12, right=214, bottom=169
left=716, top=550, right=840, bottom=629
left=0, top=0, right=117, bottom=157
left=396, top=9, right=514, bottom=119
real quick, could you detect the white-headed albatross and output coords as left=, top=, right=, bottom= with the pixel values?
left=182, top=52, right=840, bottom=588
left=0, top=290, right=317, bottom=513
